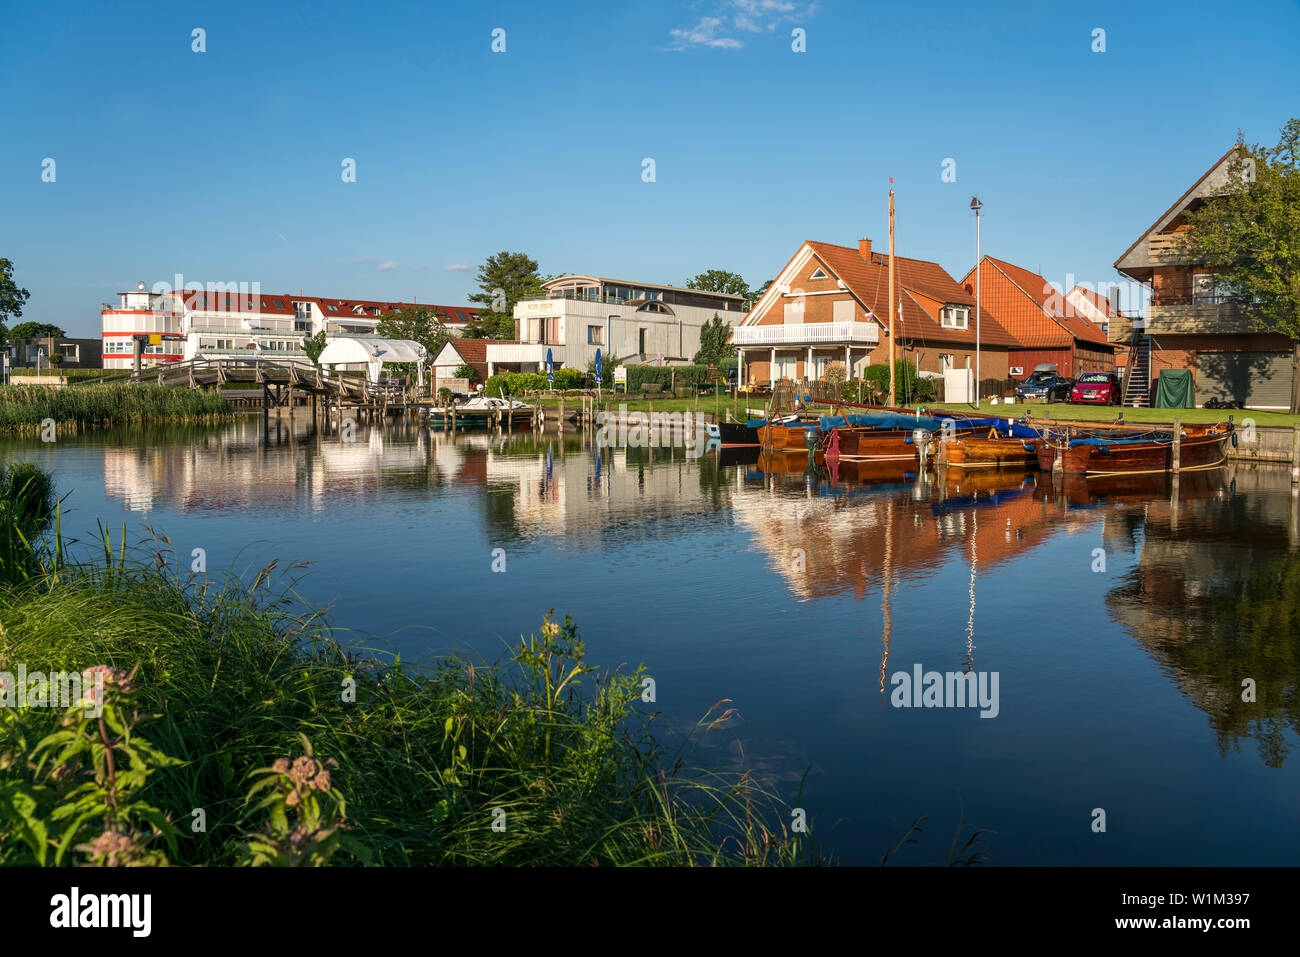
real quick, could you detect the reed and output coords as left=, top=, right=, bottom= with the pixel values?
left=0, top=487, right=817, bottom=866
left=0, top=384, right=233, bottom=434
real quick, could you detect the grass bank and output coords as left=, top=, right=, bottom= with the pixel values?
left=952, top=401, right=1300, bottom=427
left=0, top=383, right=233, bottom=435
left=0, top=471, right=812, bottom=867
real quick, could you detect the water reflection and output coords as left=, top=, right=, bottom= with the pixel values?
left=27, top=416, right=1300, bottom=773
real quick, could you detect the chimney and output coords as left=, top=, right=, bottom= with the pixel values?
left=858, top=238, right=872, bottom=259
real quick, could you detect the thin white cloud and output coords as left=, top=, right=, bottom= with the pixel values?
left=671, top=1, right=815, bottom=46
left=355, top=254, right=375, bottom=263
left=445, top=262, right=471, bottom=272
left=376, top=261, right=397, bottom=272
left=668, top=16, right=742, bottom=49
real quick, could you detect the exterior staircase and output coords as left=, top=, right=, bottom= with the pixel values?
left=1122, top=329, right=1152, bottom=407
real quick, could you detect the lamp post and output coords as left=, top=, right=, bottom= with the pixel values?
left=970, top=195, right=983, bottom=408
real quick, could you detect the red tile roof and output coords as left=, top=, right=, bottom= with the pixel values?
left=168, top=291, right=477, bottom=325
left=1066, top=285, right=1126, bottom=319
left=964, top=258, right=1113, bottom=348
left=806, top=241, right=1020, bottom=348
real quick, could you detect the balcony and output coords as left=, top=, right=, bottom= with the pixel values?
left=1111, top=300, right=1253, bottom=340
left=730, top=321, right=880, bottom=347
left=1147, top=233, right=1206, bottom=265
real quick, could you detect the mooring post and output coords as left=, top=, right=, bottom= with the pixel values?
left=1172, top=418, right=1182, bottom=475
left=558, top=395, right=564, bottom=431
left=1291, top=423, right=1300, bottom=487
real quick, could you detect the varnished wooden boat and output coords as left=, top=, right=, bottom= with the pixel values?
left=756, top=418, right=822, bottom=452
left=1035, top=423, right=1233, bottom=475
left=942, top=432, right=1045, bottom=469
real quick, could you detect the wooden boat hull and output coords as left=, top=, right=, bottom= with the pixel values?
left=1036, top=427, right=1232, bottom=475
left=717, top=420, right=760, bottom=448
left=944, top=435, right=1043, bottom=469
left=757, top=421, right=821, bottom=452
left=833, top=426, right=983, bottom=461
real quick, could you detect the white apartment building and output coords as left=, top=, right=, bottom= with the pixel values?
left=492, top=275, right=749, bottom=376
left=100, top=282, right=478, bottom=370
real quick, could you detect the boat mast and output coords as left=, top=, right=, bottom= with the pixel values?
left=888, top=183, right=896, bottom=407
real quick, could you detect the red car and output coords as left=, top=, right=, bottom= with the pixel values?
left=1069, top=372, right=1121, bottom=405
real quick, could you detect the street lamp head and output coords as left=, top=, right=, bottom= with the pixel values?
left=970, top=196, right=982, bottom=212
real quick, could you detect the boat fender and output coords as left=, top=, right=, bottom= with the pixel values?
left=1231, top=431, right=1238, bottom=448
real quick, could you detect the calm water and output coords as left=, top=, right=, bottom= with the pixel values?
left=4, top=415, right=1299, bottom=865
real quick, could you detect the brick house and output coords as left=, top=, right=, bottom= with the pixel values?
left=958, top=257, right=1116, bottom=381
left=1111, top=147, right=1296, bottom=409
left=733, top=239, right=1016, bottom=391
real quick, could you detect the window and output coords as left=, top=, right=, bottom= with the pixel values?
left=783, top=300, right=804, bottom=323
left=328, top=304, right=338, bottom=312
left=587, top=325, right=603, bottom=345
left=638, top=328, right=647, bottom=355
left=809, top=267, right=828, bottom=280
left=832, top=299, right=855, bottom=323
left=941, top=306, right=969, bottom=330
left=1192, top=273, right=1226, bottom=305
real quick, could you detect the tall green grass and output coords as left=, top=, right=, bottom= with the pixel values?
left=0, top=503, right=816, bottom=866
left=0, top=462, right=58, bottom=587
left=0, top=384, right=232, bottom=434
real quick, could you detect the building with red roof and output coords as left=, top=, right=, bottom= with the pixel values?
left=733, top=238, right=1017, bottom=393
left=958, top=256, right=1116, bottom=380
left=100, top=283, right=478, bottom=370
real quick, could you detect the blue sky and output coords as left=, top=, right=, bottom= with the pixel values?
left=2, top=0, right=1297, bottom=337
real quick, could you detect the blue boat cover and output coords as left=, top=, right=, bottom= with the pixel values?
left=1069, top=437, right=1159, bottom=447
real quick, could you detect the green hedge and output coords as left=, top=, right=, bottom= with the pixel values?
left=485, top=367, right=585, bottom=397
left=624, top=364, right=726, bottom=391
left=852, top=362, right=936, bottom=405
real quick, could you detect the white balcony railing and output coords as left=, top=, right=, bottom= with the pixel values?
left=730, top=321, right=879, bottom=347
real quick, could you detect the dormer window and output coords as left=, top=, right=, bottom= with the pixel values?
left=941, top=306, right=969, bottom=330
left=809, top=267, right=829, bottom=280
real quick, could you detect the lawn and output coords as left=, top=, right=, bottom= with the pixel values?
left=957, top=401, right=1300, bottom=428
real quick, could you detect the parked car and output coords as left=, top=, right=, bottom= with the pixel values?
left=1069, top=371, right=1122, bottom=405
left=1015, top=369, right=1074, bottom=403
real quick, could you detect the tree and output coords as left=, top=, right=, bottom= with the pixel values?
left=454, top=362, right=477, bottom=382
left=1182, top=119, right=1300, bottom=410
left=8, top=321, right=63, bottom=339
left=693, top=314, right=733, bottom=366
left=301, top=330, right=328, bottom=366
left=0, top=258, right=32, bottom=343
left=376, top=305, right=452, bottom=359
left=464, top=252, right=551, bottom=339
left=686, top=269, right=752, bottom=302
left=751, top=278, right=774, bottom=306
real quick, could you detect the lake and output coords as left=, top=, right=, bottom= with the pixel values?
left=4, top=414, right=1298, bottom=865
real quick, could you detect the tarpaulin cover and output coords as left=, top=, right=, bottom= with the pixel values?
left=818, top=413, right=950, bottom=431
left=1153, top=369, right=1194, bottom=408
left=1069, top=437, right=1160, bottom=447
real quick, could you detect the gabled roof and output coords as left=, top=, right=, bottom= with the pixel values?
left=804, top=241, right=1019, bottom=348
left=1066, top=285, right=1126, bottom=319
left=964, top=257, right=1113, bottom=348
left=1113, top=145, right=1239, bottom=276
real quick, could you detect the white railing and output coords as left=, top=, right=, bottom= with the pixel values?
left=730, top=321, right=879, bottom=346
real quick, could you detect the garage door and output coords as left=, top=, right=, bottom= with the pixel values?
left=1195, top=352, right=1294, bottom=409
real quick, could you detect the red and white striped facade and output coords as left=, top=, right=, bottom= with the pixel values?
left=100, top=285, right=479, bottom=370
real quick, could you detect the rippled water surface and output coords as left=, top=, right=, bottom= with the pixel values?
left=4, top=416, right=1298, bottom=865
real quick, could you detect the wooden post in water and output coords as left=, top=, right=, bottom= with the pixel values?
left=1172, top=418, right=1182, bottom=475
left=1291, top=424, right=1300, bottom=486
left=558, top=395, right=564, bottom=432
